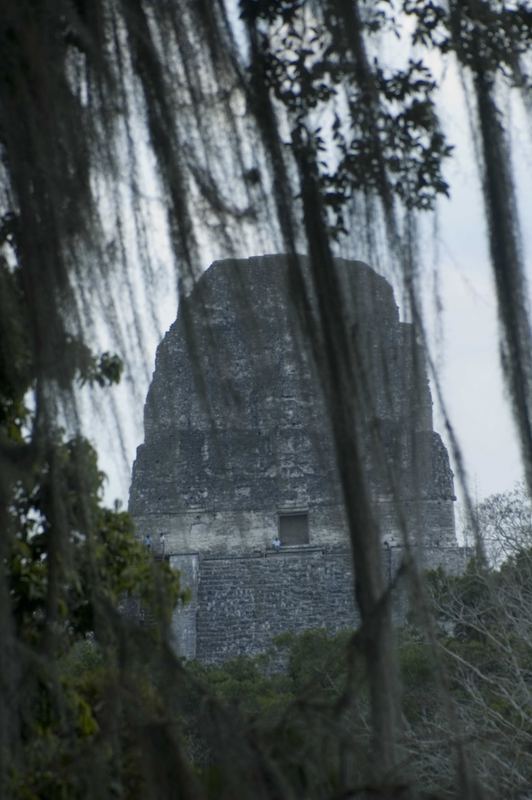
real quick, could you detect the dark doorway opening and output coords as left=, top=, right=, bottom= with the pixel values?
left=279, top=512, right=309, bottom=546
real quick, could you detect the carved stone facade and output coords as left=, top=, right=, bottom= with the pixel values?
left=129, top=255, right=462, bottom=662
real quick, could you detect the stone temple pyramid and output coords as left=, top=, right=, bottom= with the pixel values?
left=129, top=254, right=463, bottom=663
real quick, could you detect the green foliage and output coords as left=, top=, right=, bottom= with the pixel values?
left=0, top=240, right=182, bottom=795
left=6, top=433, right=182, bottom=644
left=245, top=0, right=453, bottom=232
left=398, top=634, right=439, bottom=721
left=404, top=0, right=532, bottom=78
left=186, top=630, right=369, bottom=797
left=2, top=425, right=186, bottom=798
left=192, top=654, right=292, bottom=724
left=191, top=629, right=357, bottom=719
left=3, top=428, right=186, bottom=800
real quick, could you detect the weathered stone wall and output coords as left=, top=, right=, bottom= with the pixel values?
left=195, top=547, right=356, bottom=662
left=168, top=544, right=467, bottom=664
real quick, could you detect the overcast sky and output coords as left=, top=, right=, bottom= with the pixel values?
left=425, top=61, right=531, bottom=506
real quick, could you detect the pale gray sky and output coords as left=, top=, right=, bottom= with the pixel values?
left=427, top=61, right=531, bottom=504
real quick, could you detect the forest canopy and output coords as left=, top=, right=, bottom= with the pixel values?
left=0, top=1, right=531, bottom=798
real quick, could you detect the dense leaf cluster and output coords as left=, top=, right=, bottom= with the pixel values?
left=0, top=223, right=182, bottom=798
left=247, top=0, right=452, bottom=231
